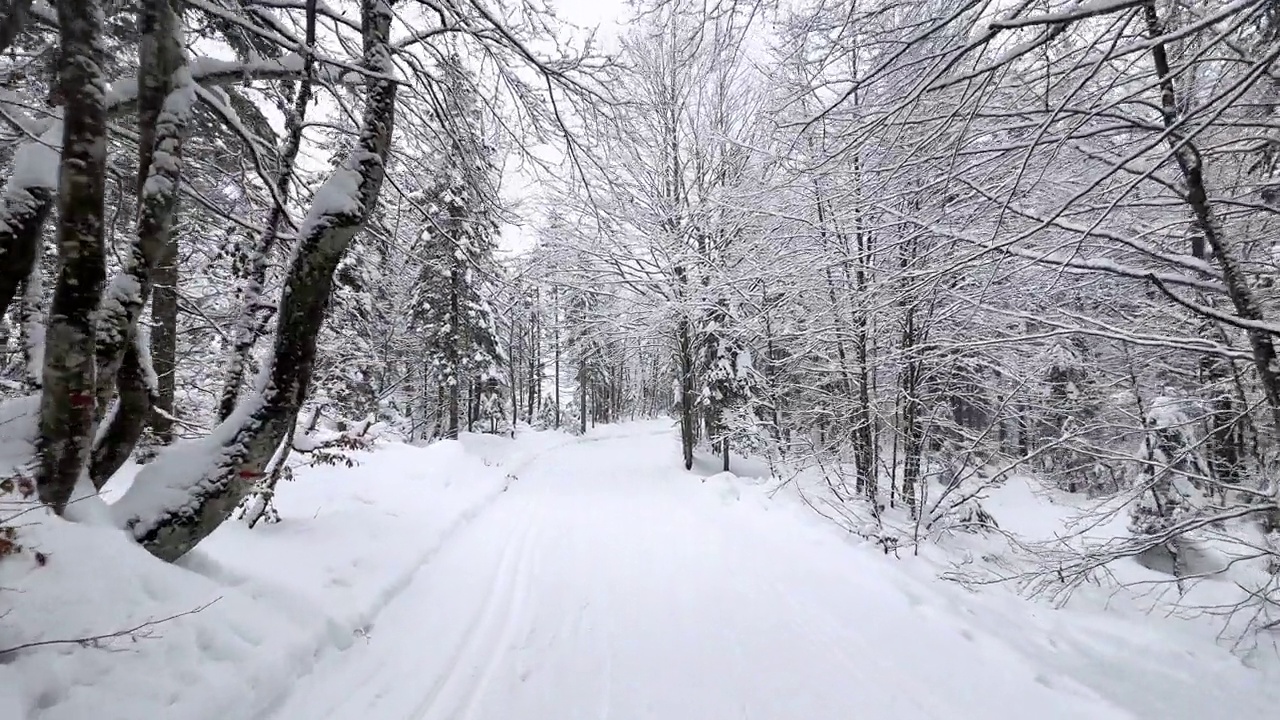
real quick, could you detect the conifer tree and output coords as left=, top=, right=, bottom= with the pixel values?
left=410, top=55, right=503, bottom=439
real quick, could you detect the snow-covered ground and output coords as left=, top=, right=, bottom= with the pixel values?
left=3, top=421, right=1278, bottom=719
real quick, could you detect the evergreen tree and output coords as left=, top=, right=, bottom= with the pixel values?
left=410, top=55, right=503, bottom=439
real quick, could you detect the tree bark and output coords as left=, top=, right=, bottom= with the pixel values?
left=149, top=231, right=178, bottom=444
left=90, top=343, right=152, bottom=485
left=445, top=266, right=461, bottom=439
left=554, top=285, right=561, bottom=428
left=1143, top=1, right=1280, bottom=435
left=36, top=0, right=108, bottom=512
left=579, top=355, right=588, bottom=435
left=0, top=0, right=33, bottom=56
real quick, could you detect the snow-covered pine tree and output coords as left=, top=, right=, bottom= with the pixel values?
left=701, top=301, right=761, bottom=472
left=409, top=54, right=504, bottom=440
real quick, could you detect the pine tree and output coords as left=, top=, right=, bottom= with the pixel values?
left=410, top=55, right=503, bottom=439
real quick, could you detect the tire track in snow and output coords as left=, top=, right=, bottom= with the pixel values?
left=256, top=429, right=648, bottom=720
left=361, top=425, right=648, bottom=627
left=406, top=504, right=542, bottom=720
left=455, top=504, right=544, bottom=720
left=251, top=462, right=521, bottom=720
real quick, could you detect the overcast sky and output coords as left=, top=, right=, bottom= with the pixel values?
left=497, top=0, right=628, bottom=255
left=556, top=0, right=626, bottom=29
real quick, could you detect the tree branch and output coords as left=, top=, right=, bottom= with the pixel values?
left=0, top=598, right=221, bottom=656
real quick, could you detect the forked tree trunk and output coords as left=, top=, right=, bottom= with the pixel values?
left=130, top=0, right=187, bottom=453
left=114, top=0, right=399, bottom=562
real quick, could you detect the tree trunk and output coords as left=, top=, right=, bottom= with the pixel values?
left=554, top=286, right=561, bottom=428
left=528, top=293, right=539, bottom=423
left=115, top=0, right=398, bottom=561
left=1143, top=1, right=1280, bottom=435
left=0, top=0, right=33, bottom=56
left=149, top=233, right=178, bottom=444
left=90, top=342, right=152, bottom=485
left=447, top=376, right=459, bottom=439
left=579, top=356, right=588, bottom=435
left=0, top=183, right=53, bottom=321
left=217, top=2, right=317, bottom=421
left=900, top=302, right=924, bottom=517
left=35, top=0, right=109, bottom=512
left=75, top=0, right=192, bottom=498
left=92, top=0, right=191, bottom=421
left=19, top=248, right=46, bottom=389
left=677, top=315, right=695, bottom=470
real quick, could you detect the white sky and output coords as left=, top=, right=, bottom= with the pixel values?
left=556, top=0, right=627, bottom=29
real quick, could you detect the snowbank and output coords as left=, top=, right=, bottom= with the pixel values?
left=0, top=437, right=512, bottom=720
left=714, top=458, right=1280, bottom=718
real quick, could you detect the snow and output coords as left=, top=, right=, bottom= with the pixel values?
left=293, top=163, right=366, bottom=249
left=988, top=0, right=1146, bottom=31
left=0, top=394, right=39, bottom=475
left=3, top=422, right=1278, bottom=719
left=1, top=438, right=510, bottom=720
left=4, top=124, right=62, bottom=195
left=109, top=388, right=266, bottom=538
left=105, top=55, right=313, bottom=111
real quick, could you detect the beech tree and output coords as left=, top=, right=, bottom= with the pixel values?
left=0, top=0, right=606, bottom=561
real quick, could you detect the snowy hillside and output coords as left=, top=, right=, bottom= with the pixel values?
left=3, top=423, right=1276, bottom=720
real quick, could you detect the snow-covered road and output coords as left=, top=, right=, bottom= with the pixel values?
left=265, top=427, right=1148, bottom=720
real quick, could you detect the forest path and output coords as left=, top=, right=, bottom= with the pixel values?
left=265, top=425, right=1133, bottom=720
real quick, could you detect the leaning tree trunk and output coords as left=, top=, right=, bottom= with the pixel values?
left=217, top=0, right=318, bottom=422
left=89, top=342, right=153, bottom=485
left=113, top=0, right=398, bottom=562
left=1143, top=1, right=1280, bottom=433
left=85, top=0, right=192, bottom=490
left=35, top=0, right=109, bottom=512
left=1143, top=2, right=1280, bottom=526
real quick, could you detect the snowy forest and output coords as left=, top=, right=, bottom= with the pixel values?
left=3, top=0, right=1280, bottom=717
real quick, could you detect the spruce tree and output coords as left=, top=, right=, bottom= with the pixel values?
left=410, top=55, right=503, bottom=439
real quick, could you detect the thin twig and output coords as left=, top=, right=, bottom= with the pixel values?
left=0, top=598, right=222, bottom=656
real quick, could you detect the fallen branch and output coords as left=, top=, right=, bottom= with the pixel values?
left=0, top=597, right=221, bottom=656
